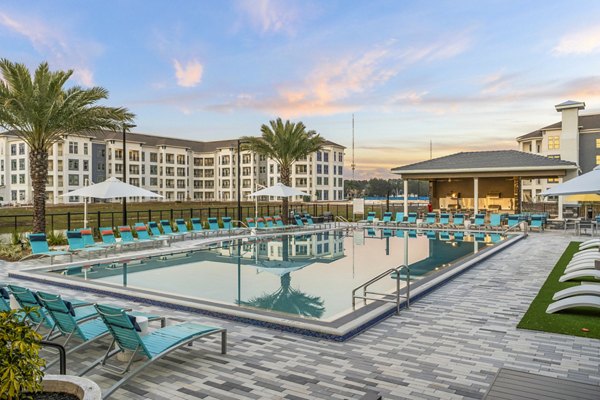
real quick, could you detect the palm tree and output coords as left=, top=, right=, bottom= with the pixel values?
left=243, top=118, right=325, bottom=223
left=0, top=60, right=134, bottom=233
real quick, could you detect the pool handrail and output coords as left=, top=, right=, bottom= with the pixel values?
left=352, top=264, right=410, bottom=315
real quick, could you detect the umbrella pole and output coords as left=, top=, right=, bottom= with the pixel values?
left=84, top=196, right=88, bottom=228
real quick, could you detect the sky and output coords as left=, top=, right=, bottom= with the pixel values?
left=2, top=1, right=600, bottom=179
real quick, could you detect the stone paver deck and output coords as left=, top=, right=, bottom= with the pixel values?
left=2, top=231, right=599, bottom=399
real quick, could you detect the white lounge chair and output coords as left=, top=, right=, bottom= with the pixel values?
left=571, top=250, right=600, bottom=261
left=559, top=269, right=600, bottom=282
left=565, top=261, right=599, bottom=274
left=566, top=255, right=600, bottom=269
left=546, top=295, right=600, bottom=314
left=579, top=238, right=600, bottom=250
left=552, top=284, right=600, bottom=301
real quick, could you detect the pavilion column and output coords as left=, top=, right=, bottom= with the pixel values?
left=473, top=177, right=479, bottom=214
left=557, top=177, right=564, bottom=219
left=403, top=179, right=409, bottom=215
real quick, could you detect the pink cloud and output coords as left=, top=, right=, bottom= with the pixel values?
left=173, top=59, right=204, bottom=87
left=553, top=26, right=600, bottom=55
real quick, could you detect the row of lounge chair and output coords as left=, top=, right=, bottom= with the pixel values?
left=1, top=284, right=226, bottom=398
left=546, top=238, right=600, bottom=314
left=245, top=214, right=325, bottom=229
left=362, top=211, right=544, bottom=231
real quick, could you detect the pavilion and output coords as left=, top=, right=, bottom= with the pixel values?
left=391, top=150, right=578, bottom=219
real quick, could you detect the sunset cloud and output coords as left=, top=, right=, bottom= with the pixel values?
left=553, top=26, right=600, bottom=55
left=0, top=12, right=100, bottom=86
left=235, top=0, right=300, bottom=35
left=173, top=59, right=203, bottom=87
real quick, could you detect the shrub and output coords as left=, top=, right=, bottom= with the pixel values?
left=0, top=308, right=46, bottom=399
left=0, top=243, right=28, bottom=262
left=46, top=231, right=67, bottom=246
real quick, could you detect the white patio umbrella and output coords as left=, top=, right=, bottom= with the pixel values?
left=248, top=183, right=310, bottom=223
left=542, top=166, right=600, bottom=196
left=61, top=177, right=163, bottom=227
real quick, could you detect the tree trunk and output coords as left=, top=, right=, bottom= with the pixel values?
left=30, top=149, right=48, bottom=233
left=281, top=164, right=291, bottom=224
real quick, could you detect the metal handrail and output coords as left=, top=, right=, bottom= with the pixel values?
left=503, top=221, right=527, bottom=236
left=352, top=264, right=410, bottom=314
left=41, top=340, right=66, bottom=374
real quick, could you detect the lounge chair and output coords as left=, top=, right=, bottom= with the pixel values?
left=190, top=218, right=206, bottom=235
left=294, top=215, right=304, bottom=227
left=119, top=226, right=153, bottom=248
left=530, top=215, right=544, bottom=231
left=394, top=212, right=405, bottom=225
left=406, top=212, right=418, bottom=225
left=207, top=217, right=224, bottom=234
left=80, top=228, right=113, bottom=250
left=25, top=233, right=72, bottom=264
left=452, top=213, right=465, bottom=228
left=507, top=214, right=520, bottom=229
left=1, top=286, right=13, bottom=313
left=579, top=238, right=600, bottom=251
left=175, top=219, right=194, bottom=238
left=304, top=214, right=322, bottom=228
left=222, top=216, right=244, bottom=234
left=546, top=295, right=600, bottom=314
left=245, top=217, right=256, bottom=228
left=255, top=217, right=268, bottom=229
left=471, top=213, right=486, bottom=229
left=361, top=211, right=376, bottom=224
left=160, top=220, right=187, bottom=240
left=133, top=224, right=164, bottom=246
left=425, top=230, right=436, bottom=239
left=66, top=230, right=107, bottom=259
left=100, top=227, right=137, bottom=250
left=489, top=214, right=502, bottom=230
left=90, top=304, right=226, bottom=398
left=439, top=213, right=450, bottom=227
left=8, top=285, right=96, bottom=335
left=147, top=221, right=173, bottom=242
left=379, top=212, right=393, bottom=225
left=439, top=231, right=451, bottom=241
left=564, top=260, right=600, bottom=274
left=454, top=231, right=465, bottom=241
left=420, top=213, right=437, bottom=227
left=559, top=269, right=600, bottom=282
left=273, top=215, right=296, bottom=230
left=552, top=284, right=600, bottom=301
left=407, top=229, right=417, bottom=238
left=382, top=228, right=393, bottom=237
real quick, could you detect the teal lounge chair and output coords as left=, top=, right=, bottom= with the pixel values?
left=255, top=217, right=268, bottom=229
left=174, top=219, right=193, bottom=238
left=383, top=228, right=392, bottom=237
left=1, top=287, right=12, bottom=313
left=190, top=218, right=205, bottom=235
left=91, top=304, right=226, bottom=398
left=439, top=213, right=450, bottom=226
left=365, top=211, right=376, bottom=223
left=273, top=215, right=295, bottom=230
left=26, top=233, right=72, bottom=264
left=472, top=213, right=486, bottom=229
left=530, top=215, right=544, bottom=231
left=408, top=229, right=417, bottom=238
left=222, top=216, right=244, bottom=234
left=453, top=213, right=465, bottom=228
left=489, top=214, right=502, bottom=229
left=380, top=212, right=393, bottom=225
left=245, top=217, right=256, bottom=228
left=133, top=224, right=163, bottom=246
left=426, top=230, right=436, bottom=239
left=439, top=231, right=450, bottom=241
left=208, top=217, right=223, bottom=233
left=160, top=220, right=186, bottom=240
left=66, top=230, right=107, bottom=259
left=80, top=228, right=112, bottom=250
left=507, top=214, right=520, bottom=229
left=394, top=212, right=405, bottom=225
left=474, top=232, right=486, bottom=242
left=147, top=221, right=172, bottom=241
left=119, top=226, right=152, bottom=248
left=454, top=231, right=465, bottom=241
left=294, top=215, right=304, bottom=226
left=100, top=227, right=136, bottom=250
left=421, top=213, right=437, bottom=227
left=407, top=212, right=418, bottom=225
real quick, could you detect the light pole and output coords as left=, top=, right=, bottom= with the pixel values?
left=122, top=122, right=136, bottom=226
left=237, top=140, right=241, bottom=225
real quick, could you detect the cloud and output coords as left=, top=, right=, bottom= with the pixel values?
left=0, top=12, right=101, bottom=86
left=553, top=26, right=600, bottom=55
left=173, top=59, right=203, bottom=87
left=235, top=0, right=300, bottom=35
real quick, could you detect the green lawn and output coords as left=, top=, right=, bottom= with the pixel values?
left=518, top=241, right=600, bottom=339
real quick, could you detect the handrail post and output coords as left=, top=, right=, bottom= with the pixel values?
left=40, top=341, right=66, bottom=374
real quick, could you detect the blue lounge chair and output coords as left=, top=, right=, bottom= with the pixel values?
left=160, top=220, right=186, bottom=240
left=365, top=211, right=376, bottom=223
left=25, top=233, right=72, bottom=264
left=394, top=212, right=405, bottom=225
left=426, top=230, right=436, bottom=239
left=1, top=287, right=12, bottom=313
left=395, top=230, right=405, bottom=238
left=380, top=212, right=393, bottom=225
left=439, top=231, right=450, bottom=241
left=91, top=304, right=226, bottom=398
left=245, top=217, right=256, bottom=228
left=119, top=226, right=144, bottom=248
left=100, top=227, right=136, bottom=250
left=80, top=228, right=113, bottom=250
left=208, top=217, right=223, bottom=233
left=489, top=214, right=502, bottom=229
left=507, top=214, right=520, bottom=229
left=147, top=221, right=173, bottom=241
left=439, top=213, right=450, bottom=226
left=222, top=216, right=244, bottom=234
left=407, top=212, right=418, bottom=225
left=453, top=213, right=465, bottom=228
left=133, top=224, right=164, bottom=246
left=474, top=232, right=486, bottom=243
left=66, top=230, right=106, bottom=258
left=255, top=217, right=267, bottom=229
left=421, top=213, right=437, bottom=227
left=175, top=219, right=194, bottom=238
left=294, top=215, right=304, bottom=226
left=530, top=215, right=544, bottom=231
left=454, top=231, right=465, bottom=241
left=382, top=228, right=393, bottom=237
left=472, top=213, right=486, bottom=229
left=408, top=229, right=417, bottom=238
left=190, top=218, right=205, bottom=235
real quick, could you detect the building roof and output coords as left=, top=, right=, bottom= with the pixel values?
left=0, top=130, right=345, bottom=151
left=517, top=113, right=600, bottom=141
left=391, top=150, right=577, bottom=175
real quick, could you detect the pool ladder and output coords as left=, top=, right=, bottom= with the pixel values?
left=352, top=265, right=410, bottom=315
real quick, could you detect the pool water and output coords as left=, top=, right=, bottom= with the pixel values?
left=51, top=228, right=506, bottom=321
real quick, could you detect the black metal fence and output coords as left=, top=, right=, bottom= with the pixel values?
left=0, top=202, right=427, bottom=234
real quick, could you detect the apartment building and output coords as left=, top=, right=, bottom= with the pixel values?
left=0, top=130, right=345, bottom=204
left=517, top=100, right=600, bottom=202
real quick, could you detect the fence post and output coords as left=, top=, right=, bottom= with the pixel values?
left=14, top=215, right=17, bottom=232
left=97, top=211, right=101, bottom=231
left=190, top=208, right=193, bottom=219
left=148, top=209, right=151, bottom=222
left=346, top=203, right=349, bottom=219
left=208, top=207, right=211, bottom=218
left=111, top=212, right=114, bottom=229
left=170, top=209, right=174, bottom=221
left=51, top=214, right=54, bottom=232
left=67, top=212, right=71, bottom=231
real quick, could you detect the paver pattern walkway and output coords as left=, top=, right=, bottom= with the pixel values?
left=2, top=232, right=599, bottom=399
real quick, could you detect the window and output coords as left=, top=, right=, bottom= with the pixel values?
left=129, top=150, right=139, bottom=161
left=259, top=166, right=266, bottom=173
left=165, top=154, right=174, bottom=164
left=69, top=141, right=78, bottom=154
left=68, top=174, right=79, bottom=186
left=222, top=180, right=230, bottom=188
left=165, top=167, right=174, bottom=176
left=222, top=168, right=230, bottom=177
left=316, top=152, right=322, bottom=161
left=295, top=165, right=307, bottom=174
left=11, top=175, right=17, bottom=184
left=177, top=167, right=186, bottom=176
left=18, top=159, right=25, bottom=170
left=221, top=155, right=230, bottom=164
left=205, top=170, right=214, bottom=178
left=83, top=160, right=89, bottom=171
left=18, top=143, right=25, bottom=155
left=295, top=178, right=307, bottom=187
left=194, top=157, right=203, bottom=166
left=242, top=154, right=251, bottom=164
left=194, top=180, right=203, bottom=189
left=596, top=138, right=600, bottom=148
left=115, top=163, right=123, bottom=173
left=205, top=181, right=214, bottom=189
left=547, top=177, right=559, bottom=183
left=548, top=136, right=560, bottom=150
left=323, top=165, right=329, bottom=174
left=323, top=152, right=329, bottom=162
left=338, top=177, right=343, bottom=187
left=204, top=158, right=214, bottom=166
left=0, top=160, right=4, bottom=171
left=150, top=177, right=158, bottom=186
left=177, top=155, right=185, bottom=164
left=83, top=143, right=88, bottom=155
left=150, top=153, right=158, bottom=162
left=547, top=155, right=560, bottom=159
left=316, top=177, right=322, bottom=185
left=338, top=166, right=343, bottom=175
left=130, top=178, right=140, bottom=186
left=129, top=165, right=139, bottom=174
left=114, top=149, right=123, bottom=160
left=11, top=190, right=16, bottom=201
left=338, top=152, right=343, bottom=162
left=150, top=165, right=158, bottom=175
left=242, top=179, right=251, bottom=188
left=324, top=177, right=329, bottom=185
left=68, top=159, right=79, bottom=170
left=242, top=167, right=251, bottom=176
left=596, top=155, right=600, bottom=165
left=10, top=144, right=16, bottom=156
left=10, top=160, right=16, bottom=170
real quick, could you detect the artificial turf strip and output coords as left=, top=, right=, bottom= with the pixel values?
left=517, top=241, right=600, bottom=340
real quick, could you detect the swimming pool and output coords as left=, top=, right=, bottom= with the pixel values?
left=11, top=227, right=522, bottom=340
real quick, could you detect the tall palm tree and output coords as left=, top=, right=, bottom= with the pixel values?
left=243, top=118, right=325, bottom=223
left=0, top=60, right=134, bottom=233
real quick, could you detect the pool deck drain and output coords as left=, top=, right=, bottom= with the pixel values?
left=1, top=231, right=599, bottom=399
